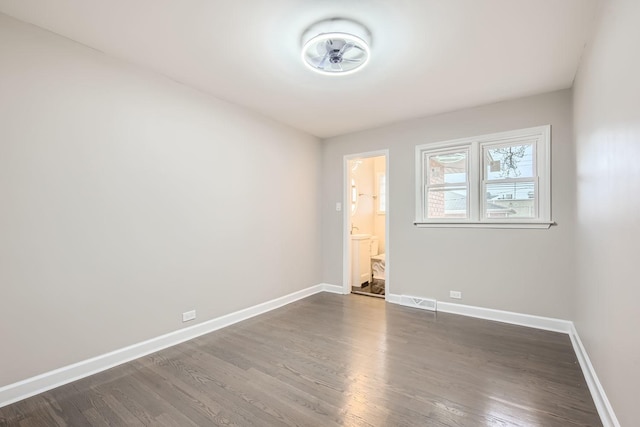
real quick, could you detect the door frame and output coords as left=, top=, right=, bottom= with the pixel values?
left=342, top=149, right=390, bottom=299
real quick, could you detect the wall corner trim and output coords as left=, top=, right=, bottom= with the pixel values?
left=569, top=324, right=621, bottom=427
left=0, top=283, right=327, bottom=409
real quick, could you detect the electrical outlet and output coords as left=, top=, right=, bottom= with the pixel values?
left=335, top=202, right=342, bottom=211
left=182, top=310, right=196, bottom=322
left=449, top=291, right=462, bottom=299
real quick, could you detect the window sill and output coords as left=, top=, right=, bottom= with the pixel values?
left=413, top=221, right=555, bottom=229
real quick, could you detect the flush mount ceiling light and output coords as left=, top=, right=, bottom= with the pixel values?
left=301, top=18, right=371, bottom=76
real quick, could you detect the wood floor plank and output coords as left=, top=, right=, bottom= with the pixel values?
left=0, top=293, right=602, bottom=426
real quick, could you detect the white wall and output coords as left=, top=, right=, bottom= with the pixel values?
left=0, top=13, right=322, bottom=387
left=573, top=0, right=640, bottom=424
left=4, top=3, right=638, bottom=421
left=323, top=90, right=576, bottom=319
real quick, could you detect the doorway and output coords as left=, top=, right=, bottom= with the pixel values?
left=343, top=151, right=389, bottom=299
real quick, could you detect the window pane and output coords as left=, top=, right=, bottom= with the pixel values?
left=427, top=187, right=468, bottom=219
left=351, top=179, right=357, bottom=213
left=485, top=181, right=535, bottom=218
left=485, top=143, right=534, bottom=180
left=428, top=151, right=467, bottom=184
left=378, top=174, right=386, bottom=213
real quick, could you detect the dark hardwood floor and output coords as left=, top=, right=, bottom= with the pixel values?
left=352, top=279, right=385, bottom=297
left=0, top=293, right=601, bottom=426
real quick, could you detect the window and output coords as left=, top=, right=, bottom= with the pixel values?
left=415, top=125, right=551, bottom=228
left=350, top=178, right=358, bottom=214
left=424, top=149, right=469, bottom=219
left=376, top=173, right=386, bottom=214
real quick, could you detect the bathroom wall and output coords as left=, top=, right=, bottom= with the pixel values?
left=349, top=156, right=386, bottom=254
left=0, top=13, right=322, bottom=387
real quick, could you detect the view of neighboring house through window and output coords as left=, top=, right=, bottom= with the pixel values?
left=415, top=125, right=551, bottom=227
left=425, top=149, right=469, bottom=219
left=483, top=141, right=536, bottom=219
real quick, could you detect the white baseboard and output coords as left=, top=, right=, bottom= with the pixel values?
left=321, top=283, right=345, bottom=294
left=1, top=287, right=620, bottom=427
left=0, top=283, right=326, bottom=408
left=389, top=293, right=618, bottom=426
left=386, top=293, right=401, bottom=304
left=387, top=293, right=436, bottom=311
left=390, top=293, right=571, bottom=333
left=436, top=301, right=573, bottom=334
left=569, top=324, right=620, bottom=427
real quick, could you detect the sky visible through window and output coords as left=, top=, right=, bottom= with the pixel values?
left=485, top=143, right=534, bottom=200
left=434, top=146, right=535, bottom=197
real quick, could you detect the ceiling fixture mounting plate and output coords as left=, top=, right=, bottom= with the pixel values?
left=301, top=18, right=371, bottom=76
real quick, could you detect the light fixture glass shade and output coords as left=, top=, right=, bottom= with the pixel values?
left=301, top=19, right=371, bottom=75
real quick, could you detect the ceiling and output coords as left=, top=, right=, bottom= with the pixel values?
left=0, top=0, right=599, bottom=138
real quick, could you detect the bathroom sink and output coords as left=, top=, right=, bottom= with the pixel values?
left=351, top=233, right=372, bottom=240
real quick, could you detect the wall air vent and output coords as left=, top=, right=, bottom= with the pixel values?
left=399, top=295, right=437, bottom=311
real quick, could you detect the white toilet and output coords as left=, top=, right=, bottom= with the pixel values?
left=370, top=237, right=385, bottom=281
left=370, top=236, right=379, bottom=258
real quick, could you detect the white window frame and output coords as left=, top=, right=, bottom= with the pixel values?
left=422, top=145, right=472, bottom=221
left=414, top=125, right=552, bottom=229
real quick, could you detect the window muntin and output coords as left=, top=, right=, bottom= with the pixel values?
left=415, top=126, right=551, bottom=227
